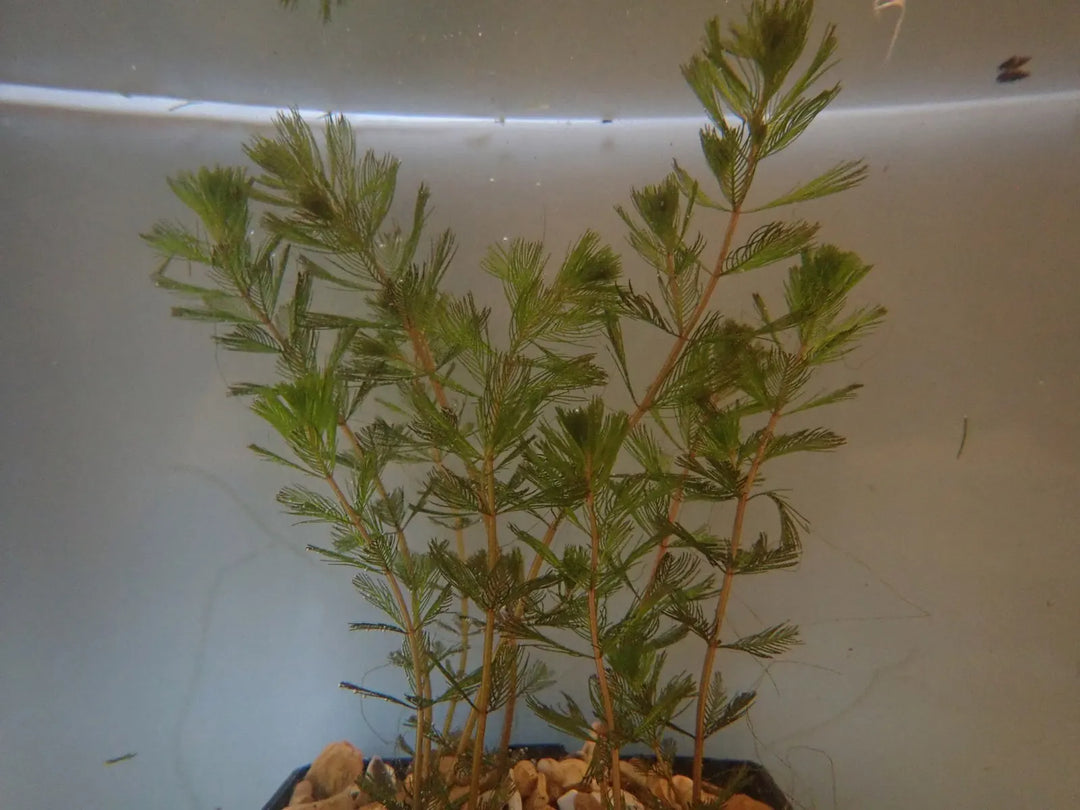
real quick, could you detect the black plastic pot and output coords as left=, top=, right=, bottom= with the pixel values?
left=261, top=746, right=791, bottom=810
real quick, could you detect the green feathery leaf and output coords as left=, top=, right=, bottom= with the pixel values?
left=752, top=160, right=868, bottom=211
left=722, top=622, right=801, bottom=658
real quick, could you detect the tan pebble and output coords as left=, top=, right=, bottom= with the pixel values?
left=644, top=773, right=676, bottom=808
left=671, top=775, right=694, bottom=807
left=536, top=759, right=558, bottom=778
left=513, top=760, right=539, bottom=798
left=556, top=789, right=596, bottom=810
left=357, top=803, right=387, bottom=810
left=304, top=789, right=360, bottom=810
left=552, top=759, right=588, bottom=790
left=289, top=778, right=315, bottom=806
left=307, top=742, right=365, bottom=799
left=573, top=790, right=602, bottom=810
left=722, top=795, right=772, bottom=810
left=535, top=760, right=561, bottom=800
left=620, top=766, right=654, bottom=807
left=524, top=772, right=549, bottom=810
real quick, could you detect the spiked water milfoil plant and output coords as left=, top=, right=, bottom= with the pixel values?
left=144, top=2, right=884, bottom=808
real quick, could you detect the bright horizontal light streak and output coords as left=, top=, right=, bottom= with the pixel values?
left=0, top=83, right=670, bottom=128
left=2, top=82, right=1078, bottom=128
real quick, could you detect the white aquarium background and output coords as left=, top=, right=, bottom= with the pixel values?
left=2, top=2, right=1079, bottom=809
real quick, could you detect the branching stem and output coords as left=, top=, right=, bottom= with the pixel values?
left=628, top=205, right=744, bottom=430
left=497, top=510, right=565, bottom=769
left=627, top=136, right=763, bottom=795
left=468, top=454, right=501, bottom=810
left=585, top=471, right=624, bottom=810
left=690, top=343, right=804, bottom=800
left=234, top=270, right=439, bottom=795
left=322, top=468, right=428, bottom=810
left=643, top=465, right=691, bottom=596
left=236, top=271, right=439, bottom=801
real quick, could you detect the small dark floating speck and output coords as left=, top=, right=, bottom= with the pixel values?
left=997, top=69, right=1029, bottom=83
left=997, top=55, right=1031, bottom=83
left=998, top=55, right=1030, bottom=71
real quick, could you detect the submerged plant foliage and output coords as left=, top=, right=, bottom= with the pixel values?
left=144, top=2, right=883, bottom=808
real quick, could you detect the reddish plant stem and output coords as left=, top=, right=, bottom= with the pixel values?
left=627, top=207, right=743, bottom=431
left=689, top=404, right=781, bottom=801
left=466, top=451, right=502, bottom=810
left=585, top=479, right=624, bottom=810
left=322, top=468, right=428, bottom=810
left=402, top=321, right=493, bottom=758
left=496, top=511, right=564, bottom=770
left=443, top=521, right=471, bottom=742
left=237, top=284, right=438, bottom=801
left=469, top=595, right=497, bottom=810
left=642, top=464, right=692, bottom=597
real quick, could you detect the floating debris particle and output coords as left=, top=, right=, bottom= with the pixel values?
left=872, top=0, right=905, bottom=62
left=997, top=56, right=1031, bottom=83
left=998, top=55, right=1030, bottom=72
left=997, top=68, right=1030, bottom=83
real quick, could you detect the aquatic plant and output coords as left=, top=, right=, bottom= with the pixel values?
left=144, top=1, right=883, bottom=808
